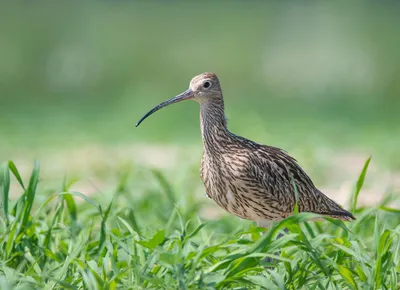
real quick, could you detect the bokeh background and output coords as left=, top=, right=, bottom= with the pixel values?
left=1, top=1, right=400, bottom=208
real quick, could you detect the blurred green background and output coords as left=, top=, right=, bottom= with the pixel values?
left=1, top=1, right=400, bottom=177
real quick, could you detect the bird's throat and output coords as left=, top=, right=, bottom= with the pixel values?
left=200, top=100, right=230, bottom=152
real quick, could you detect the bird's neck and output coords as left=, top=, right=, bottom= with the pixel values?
left=200, top=99, right=231, bottom=152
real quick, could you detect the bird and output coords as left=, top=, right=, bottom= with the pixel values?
left=136, top=72, right=355, bottom=228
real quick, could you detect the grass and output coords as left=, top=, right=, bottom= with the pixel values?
left=0, top=158, right=399, bottom=289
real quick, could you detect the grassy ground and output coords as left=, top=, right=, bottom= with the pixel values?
left=1, top=157, right=399, bottom=289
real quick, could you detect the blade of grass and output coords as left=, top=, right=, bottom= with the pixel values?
left=63, top=193, right=80, bottom=237
left=98, top=196, right=115, bottom=254
left=58, top=191, right=100, bottom=211
left=19, top=160, right=40, bottom=234
left=350, top=156, right=371, bottom=213
left=0, top=162, right=10, bottom=224
left=152, top=169, right=176, bottom=207
left=290, top=175, right=299, bottom=214
left=336, top=265, right=358, bottom=290
left=127, top=208, right=142, bottom=237
left=8, top=161, right=25, bottom=190
left=250, top=212, right=321, bottom=253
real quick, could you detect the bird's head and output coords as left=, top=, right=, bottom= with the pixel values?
left=188, top=72, right=222, bottom=103
left=136, top=72, right=222, bottom=127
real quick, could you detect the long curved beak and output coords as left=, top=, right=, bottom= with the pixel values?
left=136, top=89, right=194, bottom=127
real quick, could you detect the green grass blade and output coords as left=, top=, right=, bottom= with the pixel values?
left=58, top=191, right=100, bottom=211
left=337, top=265, right=358, bottom=290
left=137, top=229, right=165, bottom=250
left=128, top=208, right=142, bottom=237
left=152, top=169, right=176, bottom=207
left=0, top=162, right=10, bottom=223
left=63, top=194, right=77, bottom=221
left=250, top=212, right=320, bottom=253
left=350, top=156, right=371, bottom=213
left=98, top=198, right=114, bottom=253
left=8, top=161, right=25, bottom=190
left=290, top=175, right=299, bottom=214
left=186, top=223, right=206, bottom=240
left=63, top=193, right=80, bottom=237
left=378, top=206, right=400, bottom=214
left=20, top=160, right=40, bottom=232
left=5, top=222, right=18, bottom=258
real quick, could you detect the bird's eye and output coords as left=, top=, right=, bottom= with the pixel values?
left=203, top=81, right=211, bottom=89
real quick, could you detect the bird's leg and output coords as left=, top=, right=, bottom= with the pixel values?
left=261, top=224, right=289, bottom=266
left=276, top=227, right=289, bottom=239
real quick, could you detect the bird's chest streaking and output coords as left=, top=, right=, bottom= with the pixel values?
left=200, top=151, right=284, bottom=223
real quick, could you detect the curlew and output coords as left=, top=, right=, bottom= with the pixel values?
left=136, top=72, right=355, bottom=229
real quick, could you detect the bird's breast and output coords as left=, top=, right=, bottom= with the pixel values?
left=200, top=151, right=288, bottom=222
left=200, top=152, right=254, bottom=219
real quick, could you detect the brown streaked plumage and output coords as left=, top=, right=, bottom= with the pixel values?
left=136, top=72, right=355, bottom=228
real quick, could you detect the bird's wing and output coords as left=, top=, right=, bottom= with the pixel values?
left=241, top=145, right=354, bottom=220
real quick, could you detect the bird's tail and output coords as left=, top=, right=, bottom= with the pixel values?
left=314, top=190, right=356, bottom=221
left=320, top=211, right=356, bottom=221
